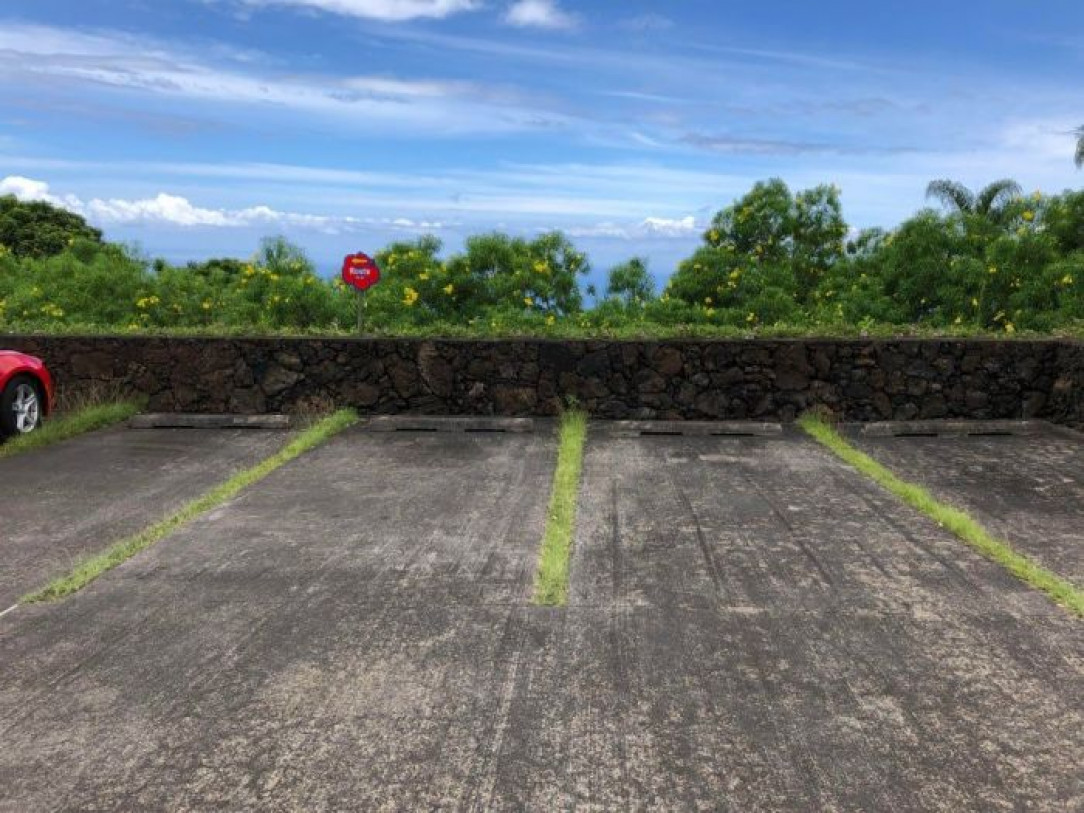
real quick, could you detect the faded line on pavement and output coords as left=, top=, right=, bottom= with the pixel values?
left=799, top=412, right=1084, bottom=618
left=22, top=409, right=359, bottom=604
left=532, top=410, right=588, bottom=607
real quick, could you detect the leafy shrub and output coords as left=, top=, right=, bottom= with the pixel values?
left=1, top=180, right=1083, bottom=337
left=0, top=195, right=103, bottom=258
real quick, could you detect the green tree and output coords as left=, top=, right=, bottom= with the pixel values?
left=0, top=196, right=103, bottom=258
left=1075, top=125, right=1084, bottom=168
left=1042, top=189, right=1084, bottom=254
left=666, top=179, right=846, bottom=317
left=445, top=231, right=588, bottom=317
left=605, top=257, right=655, bottom=305
left=925, top=179, right=1022, bottom=223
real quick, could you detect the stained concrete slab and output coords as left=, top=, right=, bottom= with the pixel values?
left=845, top=424, right=1084, bottom=586
left=0, top=426, right=288, bottom=607
left=545, top=429, right=1083, bottom=809
left=0, top=426, right=1081, bottom=811
left=0, top=428, right=558, bottom=811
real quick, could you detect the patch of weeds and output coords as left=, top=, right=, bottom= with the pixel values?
left=798, top=412, right=1084, bottom=617
left=0, top=400, right=142, bottom=460
left=23, top=408, right=358, bottom=603
left=288, top=392, right=340, bottom=429
left=533, top=409, right=588, bottom=606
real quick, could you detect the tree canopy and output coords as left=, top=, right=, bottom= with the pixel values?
left=0, top=195, right=103, bottom=258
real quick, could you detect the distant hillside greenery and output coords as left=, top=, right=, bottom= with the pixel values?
left=1, top=178, right=1083, bottom=337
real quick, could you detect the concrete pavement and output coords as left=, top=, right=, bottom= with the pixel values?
left=0, top=426, right=288, bottom=608
left=0, top=423, right=1080, bottom=810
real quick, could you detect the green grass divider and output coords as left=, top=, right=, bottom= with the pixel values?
left=23, top=408, right=358, bottom=603
left=0, top=401, right=142, bottom=460
left=798, top=412, right=1084, bottom=617
left=532, top=410, right=588, bottom=606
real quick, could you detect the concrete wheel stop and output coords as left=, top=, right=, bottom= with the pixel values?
left=129, top=413, right=293, bottom=429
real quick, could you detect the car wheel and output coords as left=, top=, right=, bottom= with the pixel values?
left=0, top=375, right=44, bottom=437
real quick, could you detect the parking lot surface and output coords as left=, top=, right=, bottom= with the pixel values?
left=0, top=427, right=288, bottom=608
left=0, top=424, right=1081, bottom=811
left=847, top=425, right=1084, bottom=586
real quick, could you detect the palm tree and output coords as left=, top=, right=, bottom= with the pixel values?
left=1075, top=125, right=1083, bottom=168
left=925, top=178, right=1023, bottom=221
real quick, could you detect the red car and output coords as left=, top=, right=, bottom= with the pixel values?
left=0, top=351, right=54, bottom=437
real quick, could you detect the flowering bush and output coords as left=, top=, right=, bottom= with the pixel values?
left=1, top=182, right=1082, bottom=337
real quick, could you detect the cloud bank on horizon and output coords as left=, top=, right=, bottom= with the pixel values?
left=0, top=0, right=1080, bottom=284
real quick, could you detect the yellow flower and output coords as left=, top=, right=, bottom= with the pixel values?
left=746, top=312, right=756, bottom=323
left=202, top=300, right=212, bottom=310
left=523, top=296, right=533, bottom=307
left=1022, top=211, right=1034, bottom=222
left=419, top=272, right=430, bottom=281
left=708, top=229, right=720, bottom=244
left=402, top=287, right=419, bottom=306
left=988, top=265, right=997, bottom=275
left=533, top=261, right=549, bottom=274
left=546, top=314, right=555, bottom=326
left=971, top=297, right=979, bottom=308
left=1004, top=323, right=1015, bottom=334
left=443, top=283, right=455, bottom=295
left=1061, top=274, right=1074, bottom=286
left=244, top=264, right=256, bottom=277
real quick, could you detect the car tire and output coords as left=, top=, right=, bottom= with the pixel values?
left=0, top=375, right=44, bottom=437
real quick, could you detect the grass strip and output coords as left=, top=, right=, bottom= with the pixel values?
left=533, top=410, right=589, bottom=606
left=23, top=408, right=358, bottom=603
left=0, top=401, right=142, bottom=460
left=798, top=412, right=1084, bottom=617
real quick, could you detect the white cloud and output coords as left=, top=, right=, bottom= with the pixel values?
left=0, top=176, right=445, bottom=234
left=85, top=194, right=237, bottom=227
left=569, top=216, right=701, bottom=240
left=0, top=24, right=567, bottom=136
left=641, top=216, right=699, bottom=237
left=504, top=0, right=578, bottom=30
left=0, top=175, right=85, bottom=212
left=0, top=176, right=54, bottom=202
left=236, top=0, right=480, bottom=21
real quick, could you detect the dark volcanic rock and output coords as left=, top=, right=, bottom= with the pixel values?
left=0, top=335, right=1078, bottom=427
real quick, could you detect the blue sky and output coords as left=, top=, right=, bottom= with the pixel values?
left=1, top=0, right=1081, bottom=292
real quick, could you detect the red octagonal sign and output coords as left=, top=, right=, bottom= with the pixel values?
left=341, top=252, right=381, bottom=291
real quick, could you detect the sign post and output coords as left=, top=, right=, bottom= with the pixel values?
left=341, top=252, right=381, bottom=335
